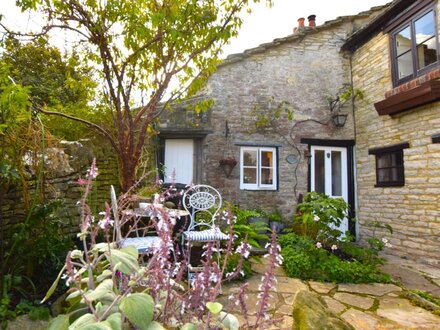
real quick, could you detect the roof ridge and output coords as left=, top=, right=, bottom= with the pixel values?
left=220, top=3, right=390, bottom=67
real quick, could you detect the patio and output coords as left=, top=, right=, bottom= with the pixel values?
left=218, top=255, right=440, bottom=330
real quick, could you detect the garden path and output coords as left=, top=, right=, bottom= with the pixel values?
left=221, top=255, right=440, bottom=329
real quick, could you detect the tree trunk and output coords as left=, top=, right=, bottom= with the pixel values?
left=119, top=158, right=137, bottom=193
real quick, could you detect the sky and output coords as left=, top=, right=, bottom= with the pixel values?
left=1, top=0, right=391, bottom=57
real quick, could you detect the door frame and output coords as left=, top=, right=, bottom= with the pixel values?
left=157, top=134, right=206, bottom=184
left=301, top=138, right=356, bottom=237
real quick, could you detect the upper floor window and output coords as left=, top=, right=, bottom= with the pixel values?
left=240, top=147, right=277, bottom=190
left=391, top=5, right=439, bottom=86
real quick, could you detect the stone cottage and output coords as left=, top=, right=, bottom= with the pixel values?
left=158, top=7, right=387, bottom=236
left=343, top=0, right=440, bottom=265
left=159, top=0, right=440, bottom=265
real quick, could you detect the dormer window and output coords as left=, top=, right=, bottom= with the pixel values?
left=390, top=4, right=439, bottom=86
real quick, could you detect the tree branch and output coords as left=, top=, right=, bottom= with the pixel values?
left=35, top=106, right=119, bottom=152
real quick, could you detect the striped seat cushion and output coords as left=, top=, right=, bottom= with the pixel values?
left=183, top=228, right=229, bottom=241
left=120, top=236, right=162, bottom=253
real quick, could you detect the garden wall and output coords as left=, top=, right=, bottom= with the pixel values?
left=0, top=139, right=120, bottom=241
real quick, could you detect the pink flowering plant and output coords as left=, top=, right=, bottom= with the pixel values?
left=42, top=160, right=283, bottom=329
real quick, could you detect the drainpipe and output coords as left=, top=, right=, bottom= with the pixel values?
left=348, top=53, right=359, bottom=241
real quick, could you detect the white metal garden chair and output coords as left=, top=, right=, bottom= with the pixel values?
left=182, top=184, right=228, bottom=282
left=110, top=185, right=162, bottom=253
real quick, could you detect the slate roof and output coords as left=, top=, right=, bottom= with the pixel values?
left=220, top=2, right=392, bottom=67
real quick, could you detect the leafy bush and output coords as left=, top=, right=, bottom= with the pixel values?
left=4, top=201, right=73, bottom=290
left=229, top=204, right=269, bottom=248
left=292, top=192, right=350, bottom=244
left=1, top=200, right=72, bottom=327
left=223, top=254, right=253, bottom=281
left=279, top=233, right=390, bottom=283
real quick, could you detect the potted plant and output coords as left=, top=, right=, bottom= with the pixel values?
left=219, top=157, right=237, bottom=177
left=267, top=210, right=285, bottom=234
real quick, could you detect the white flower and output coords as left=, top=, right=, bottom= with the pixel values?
left=331, top=244, right=338, bottom=251
left=313, top=214, right=320, bottom=222
left=381, top=238, right=389, bottom=244
left=385, top=242, right=392, bottom=248
left=315, top=242, right=322, bottom=249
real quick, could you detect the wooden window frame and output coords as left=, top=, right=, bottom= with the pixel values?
left=240, top=146, right=278, bottom=191
left=368, top=143, right=409, bottom=187
left=389, top=2, right=439, bottom=86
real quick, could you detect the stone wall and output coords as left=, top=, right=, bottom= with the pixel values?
left=351, top=15, right=440, bottom=265
left=200, top=21, right=361, bottom=219
left=1, top=139, right=120, bottom=240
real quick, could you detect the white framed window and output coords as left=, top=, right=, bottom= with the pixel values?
left=240, top=147, right=277, bottom=190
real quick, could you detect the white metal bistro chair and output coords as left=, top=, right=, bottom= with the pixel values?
left=110, top=185, right=162, bottom=254
left=182, top=184, right=228, bottom=282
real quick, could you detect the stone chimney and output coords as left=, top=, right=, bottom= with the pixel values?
left=294, top=17, right=305, bottom=33
left=308, top=15, right=316, bottom=28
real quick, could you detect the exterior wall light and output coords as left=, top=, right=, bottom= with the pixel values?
left=332, top=112, right=348, bottom=127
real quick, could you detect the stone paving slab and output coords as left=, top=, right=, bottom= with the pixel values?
left=309, top=281, right=336, bottom=294
left=276, top=277, right=308, bottom=293
left=333, top=292, right=375, bottom=310
left=338, top=283, right=402, bottom=296
left=377, top=296, right=414, bottom=309
left=321, top=296, right=347, bottom=314
left=341, top=308, right=399, bottom=330
left=376, top=307, right=440, bottom=329
left=381, top=263, right=440, bottom=297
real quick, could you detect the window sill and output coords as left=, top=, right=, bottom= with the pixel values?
left=374, top=80, right=440, bottom=116
left=374, top=182, right=404, bottom=187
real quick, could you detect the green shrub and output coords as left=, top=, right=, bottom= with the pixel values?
left=279, top=233, right=390, bottom=283
left=223, top=253, right=253, bottom=281
left=229, top=204, right=269, bottom=248
left=292, top=192, right=350, bottom=244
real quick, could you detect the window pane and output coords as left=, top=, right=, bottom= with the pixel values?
left=243, top=150, right=257, bottom=166
left=397, top=51, right=413, bottom=79
left=243, top=168, right=257, bottom=184
left=377, top=154, right=391, bottom=168
left=378, top=169, right=390, bottom=182
left=331, top=151, right=342, bottom=196
left=417, top=37, right=438, bottom=69
left=415, top=11, right=436, bottom=44
left=390, top=168, right=399, bottom=181
left=314, top=150, right=325, bottom=194
left=261, top=168, right=273, bottom=185
left=395, top=26, right=412, bottom=56
left=261, top=150, right=273, bottom=167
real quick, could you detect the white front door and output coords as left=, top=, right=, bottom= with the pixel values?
left=310, top=146, right=348, bottom=233
left=164, top=139, right=194, bottom=184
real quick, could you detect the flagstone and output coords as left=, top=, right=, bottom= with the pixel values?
left=282, top=293, right=294, bottom=305
left=309, top=281, right=336, bottom=294
left=322, top=296, right=347, bottom=315
left=376, top=306, right=440, bottom=329
left=275, top=276, right=308, bottom=293
left=333, top=292, right=375, bottom=310
left=341, top=308, right=384, bottom=330
left=337, top=283, right=402, bottom=296
left=268, top=315, right=293, bottom=330
left=243, top=292, right=279, bottom=314
left=276, top=303, right=293, bottom=316
left=251, top=260, right=287, bottom=276
left=377, top=296, right=414, bottom=309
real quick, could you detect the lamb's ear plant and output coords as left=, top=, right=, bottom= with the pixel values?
left=43, top=160, right=281, bottom=329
